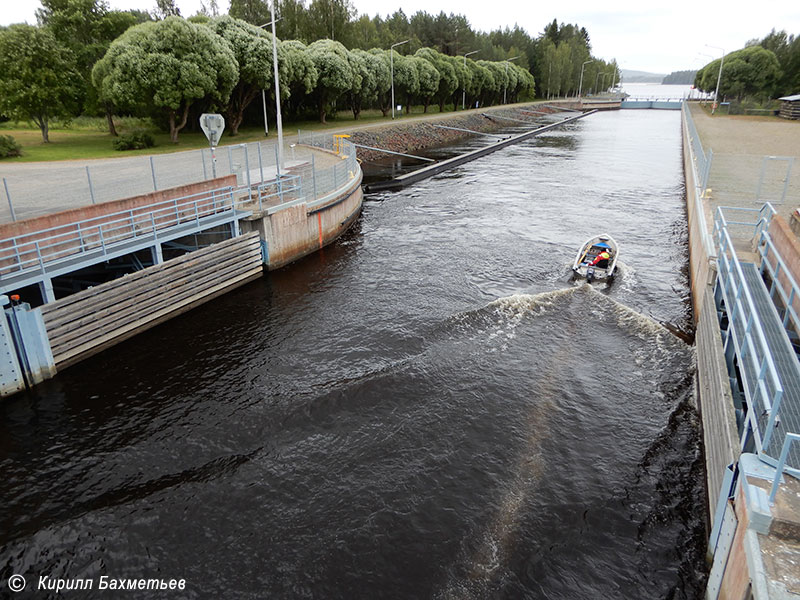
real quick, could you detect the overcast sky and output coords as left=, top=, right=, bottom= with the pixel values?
left=4, top=0, right=799, bottom=74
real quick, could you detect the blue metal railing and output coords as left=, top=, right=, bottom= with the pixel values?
left=0, top=186, right=242, bottom=280
left=714, top=207, right=784, bottom=453
left=756, top=228, right=800, bottom=345
left=716, top=221, right=785, bottom=454
left=770, top=433, right=800, bottom=503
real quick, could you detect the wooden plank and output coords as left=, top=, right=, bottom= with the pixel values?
left=41, top=233, right=261, bottom=326
left=48, top=255, right=261, bottom=354
left=40, top=232, right=260, bottom=320
left=49, top=256, right=262, bottom=358
left=54, top=267, right=263, bottom=368
left=42, top=240, right=261, bottom=332
left=45, top=245, right=261, bottom=339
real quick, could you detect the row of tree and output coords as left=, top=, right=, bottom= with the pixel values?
left=695, top=29, right=799, bottom=101
left=0, top=0, right=621, bottom=144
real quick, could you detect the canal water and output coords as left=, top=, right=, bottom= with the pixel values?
left=1, top=109, right=708, bottom=598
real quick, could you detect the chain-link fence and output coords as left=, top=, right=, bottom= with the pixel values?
left=1, top=139, right=307, bottom=224
left=707, top=154, right=798, bottom=211
left=1, top=133, right=361, bottom=227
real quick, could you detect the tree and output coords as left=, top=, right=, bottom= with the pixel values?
left=206, top=16, right=288, bottom=135
left=154, top=0, right=181, bottom=19
left=228, top=0, right=270, bottom=26
left=696, top=46, right=782, bottom=101
left=0, top=25, right=81, bottom=142
left=411, top=55, right=440, bottom=112
left=282, top=40, right=318, bottom=117
left=389, top=52, right=419, bottom=114
left=306, top=0, right=355, bottom=45
left=416, top=48, right=457, bottom=112
left=92, top=17, right=238, bottom=142
left=307, top=39, right=355, bottom=123
left=755, top=29, right=800, bottom=96
left=36, top=0, right=143, bottom=133
left=348, top=48, right=388, bottom=119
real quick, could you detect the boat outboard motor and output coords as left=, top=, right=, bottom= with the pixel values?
left=586, top=267, right=595, bottom=283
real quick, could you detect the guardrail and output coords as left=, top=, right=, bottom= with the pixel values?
left=683, top=102, right=713, bottom=192
left=756, top=227, right=800, bottom=346
left=0, top=186, right=243, bottom=279
left=770, top=433, right=800, bottom=503
left=0, top=133, right=362, bottom=299
left=715, top=207, right=784, bottom=456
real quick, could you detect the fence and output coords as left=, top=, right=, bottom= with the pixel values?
left=683, top=101, right=713, bottom=192
left=0, top=134, right=360, bottom=224
left=714, top=204, right=800, bottom=472
left=0, top=132, right=362, bottom=297
left=707, top=154, right=797, bottom=209
left=715, top=210, right=784, bottom=460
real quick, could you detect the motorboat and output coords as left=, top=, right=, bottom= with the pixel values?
left=572, top=234, right=619, bottom=283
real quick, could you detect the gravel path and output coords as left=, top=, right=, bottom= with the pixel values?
left=689, top=103, right=800, bottom=224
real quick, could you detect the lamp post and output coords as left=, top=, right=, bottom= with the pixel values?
left=259, top=10, right=284, bottom=174
left=461, top=50, right=479, bottom=109
left=503, top=56, right=520, bottom=104
left=594, top=71, right=602, bottom=95
left=706, top=44, right=725, bottom=114
left=577, top=59, right=592, bottom=99
left=390, top=39, right=409, bottom=120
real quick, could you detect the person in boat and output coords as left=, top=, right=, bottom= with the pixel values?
left=587, top=248, right=612, bottom=268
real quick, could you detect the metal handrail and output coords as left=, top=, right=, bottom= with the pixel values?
left=769, top=433, right=800, bottom=503
left=1, top=134, right=361, bottom=285
left=757, top=229, right=800, bottom=339
left=716, top=225, right=785, bottom=450
left=0, top=186, right=238, bottom=277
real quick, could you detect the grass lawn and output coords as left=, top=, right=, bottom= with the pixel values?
left=0, top=104, right=460, bottom=163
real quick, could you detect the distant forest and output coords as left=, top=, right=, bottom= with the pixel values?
left=662, top=70, right=696, bottom=85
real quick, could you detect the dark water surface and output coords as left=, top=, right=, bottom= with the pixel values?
left=1, top=110, right=707, bottom=599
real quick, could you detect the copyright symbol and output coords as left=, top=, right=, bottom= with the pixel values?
left=8, top=574, right=26, bottom=592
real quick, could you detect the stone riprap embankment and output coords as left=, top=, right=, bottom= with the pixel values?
left=347, top=104, right=567, bottom=162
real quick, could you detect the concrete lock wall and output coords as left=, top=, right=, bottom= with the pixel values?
left=681, top=109, right=741, bottom=525
left=244, top=171, right=363, bottom=270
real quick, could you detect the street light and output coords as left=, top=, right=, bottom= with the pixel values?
left=594, top=71, right=602, bottom=95
left=706, top=44, right=725, bottom=114
left=391, top=39, right=409, bottom=120
left=503, top=56, right=520, bottom=104
left=461, top=50, right=479, bottom=109
left=259, top=9, right=284, bottom=174
left=257, top=17, right=282, bottom=138
left=577, top=60, right=592, bottom=99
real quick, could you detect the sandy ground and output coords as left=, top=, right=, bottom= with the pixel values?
left=688, top=103, right=800, bottom=224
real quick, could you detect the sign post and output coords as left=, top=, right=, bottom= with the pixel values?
left=199, top=113, right=225, bottom=179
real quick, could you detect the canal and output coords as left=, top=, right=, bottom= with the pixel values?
left=1, top=109, right=708, bottom=598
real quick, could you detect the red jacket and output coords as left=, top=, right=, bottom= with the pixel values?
left=589, top=250, right=610, bottom=266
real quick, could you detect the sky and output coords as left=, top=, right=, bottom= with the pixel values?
left=4, top=0, right=800, bottom=74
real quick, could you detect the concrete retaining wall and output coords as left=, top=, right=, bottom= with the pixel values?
left=682, top=108, right=741, bottom=525
left=243, top=171, right=363, bottom=270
